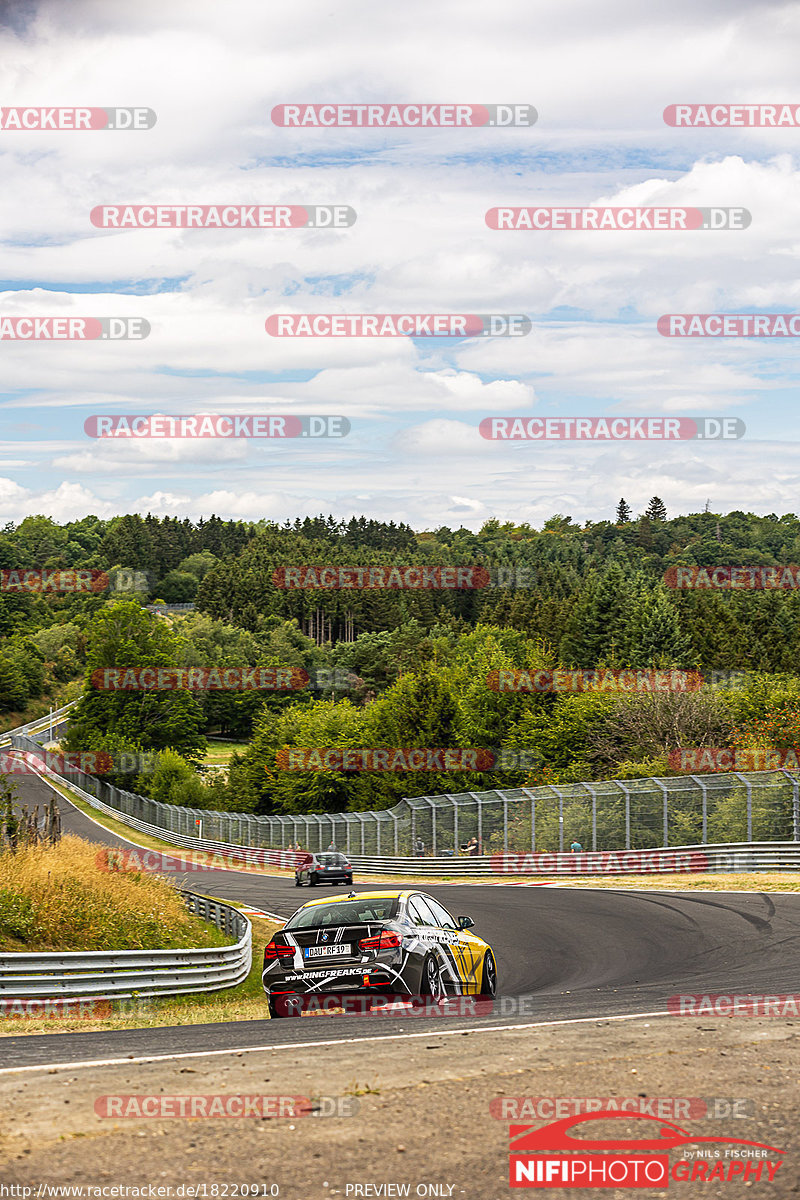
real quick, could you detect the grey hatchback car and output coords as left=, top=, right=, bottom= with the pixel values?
left=295, top=851, right=353, bottom=887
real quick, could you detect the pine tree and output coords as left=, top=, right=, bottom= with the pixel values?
left=624, top=588, right=693, bottom=668
left=645, top=496, right=667, bottom=521
left=559, top=563, right=634, bottom=667
left=615, top=498, right=631, bottom=523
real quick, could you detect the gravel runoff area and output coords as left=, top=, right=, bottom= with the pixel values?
left=0, top=1014, right=797, bottom=1198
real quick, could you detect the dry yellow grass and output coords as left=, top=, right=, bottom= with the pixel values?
left=0, top=835, right=231, bottom=952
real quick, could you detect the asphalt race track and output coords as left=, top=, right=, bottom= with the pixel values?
left=4, top=772, right=800, bottom=1070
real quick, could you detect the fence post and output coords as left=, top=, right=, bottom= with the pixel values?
left=615, top=782, right=631, bottom=850
left=689, top=775, right=708, bottom=843
left=550, top=786, right=565, bottom=852
left=392, top=810, right=399, bottom=855
left=449, top=795, right=459, bottom=854
left=733, top=772, right=753, bottom=842
left=584, top=783, right=597, bottom=851
left=477, top=795, right=483, bottom=853
left=503, top=794, right=508, bottom=852
left=779, top=769, right=800, bottom=841
left=521, top=788, right=536, bottom=852
left=651, top=778, right=669, bottom=847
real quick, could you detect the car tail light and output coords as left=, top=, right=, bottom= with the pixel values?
left=264, top=940, right=295, bottom=964
left=358, top=931, right=401, bottom=952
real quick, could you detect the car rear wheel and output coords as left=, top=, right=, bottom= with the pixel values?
left=309, top=873, right=318, bottom=887
left=420, top=954, right=446, bottom=1000
left=479, top=950, right=497, bottom=997
left=294, top=876, right=303, bottom=887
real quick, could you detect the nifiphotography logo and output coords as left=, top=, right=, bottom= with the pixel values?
left=508, top=1111, right=784, bottom=1188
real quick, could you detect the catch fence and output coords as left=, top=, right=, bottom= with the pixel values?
left=10, top=735, right=800, bottom=858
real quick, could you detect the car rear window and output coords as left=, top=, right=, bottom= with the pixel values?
left=316, top=854, right=348, bottom=866
left=286, top=897, right=399, bottom=929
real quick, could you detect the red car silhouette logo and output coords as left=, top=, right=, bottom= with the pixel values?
left=511, top=1111, right=783, bottom=1155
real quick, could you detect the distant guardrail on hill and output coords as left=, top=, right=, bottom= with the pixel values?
left=0, top=700, right=77, bottom=748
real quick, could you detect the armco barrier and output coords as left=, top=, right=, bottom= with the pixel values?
left=9, top=734, right=800, bottom=874
left=0, top=700, right=77, bottom=748
left=0, top=892, right=251, bottom=1001
left=14, top=747, right=800, bottom=877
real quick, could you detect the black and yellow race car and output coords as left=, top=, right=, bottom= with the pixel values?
left=262, top=889, right=497, bottom=1017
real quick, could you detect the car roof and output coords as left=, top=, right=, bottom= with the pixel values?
left=298, top=889, right=414, bottom=909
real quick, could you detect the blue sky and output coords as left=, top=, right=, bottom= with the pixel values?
left=1, top=0, right=800, bottom=529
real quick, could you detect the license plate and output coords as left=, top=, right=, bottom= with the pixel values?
left=304, top=944, right=352, bottom=959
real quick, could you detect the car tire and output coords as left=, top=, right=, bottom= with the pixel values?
left=479, top=950, right=497, bottom=997
left=346, top=876, right=353, bottom=885
left=309, top=874, right=318, bottom=887
left=420, top=953, right=445, bottom=1000
left=294, top=876, right=302, bottom=887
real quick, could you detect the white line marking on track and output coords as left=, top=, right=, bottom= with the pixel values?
left=0, top=1009, right=674, bottom=1076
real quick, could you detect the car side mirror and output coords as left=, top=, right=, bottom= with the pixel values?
left=457, top=915, right=475, bottom=930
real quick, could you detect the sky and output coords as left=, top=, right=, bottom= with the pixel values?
left=1, top=0, right=799, bottom=530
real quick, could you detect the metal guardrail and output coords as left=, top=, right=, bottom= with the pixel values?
left=10, top=728, right=800, bottom=875
left=15, top=746, right=800, bottom=879
left=0, top=891, right=251, bottom=1001
left=0, top=700, right=78, bottom=747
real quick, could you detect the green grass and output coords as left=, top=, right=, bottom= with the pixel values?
left=202, top=739, right=248, bottom=766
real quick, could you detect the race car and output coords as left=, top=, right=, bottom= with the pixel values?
left=262, top=888, right=497, bottom=1017
left=294, top=851, right=353, bottom=887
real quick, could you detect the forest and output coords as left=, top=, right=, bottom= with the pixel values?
left=1, top=501, right=799, bottom=818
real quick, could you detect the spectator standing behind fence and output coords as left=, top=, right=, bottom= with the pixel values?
left=460, top=836, right=479, bottom=856
left=414, top=836, right=425, bottom=857
left=570, top=840, right=582, bottom=852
